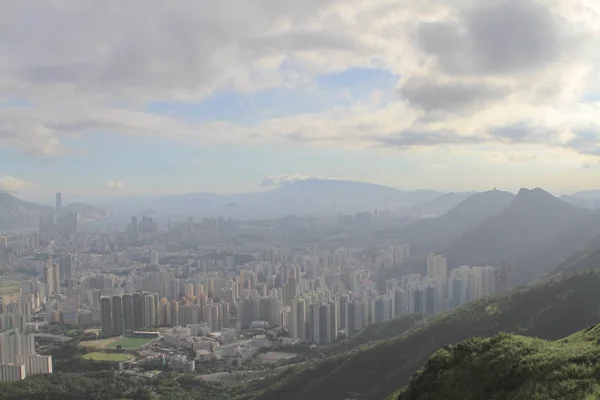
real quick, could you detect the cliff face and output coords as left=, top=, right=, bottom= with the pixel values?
left=394, top=325, right=600, bottom=400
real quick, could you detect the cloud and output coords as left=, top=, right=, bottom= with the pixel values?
left=106, top=181, right=125, bottom=189
left=0, top=0, right=598, bottom=161
left=398, top=77, right=507, bottom=111
left=0, top=176, right=31, bottom=193
left=259, top=174, right=352, bottom=186
left=423, top=163, right=448, bottom=169
left=415, top=0, right=564, bottom=76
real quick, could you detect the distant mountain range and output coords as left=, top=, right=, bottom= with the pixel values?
left=4, top=180, right=600, bottom=230
left=439, top=188, right=600, bottom=285
left=399, top=189, right=515, bottom=250
left=0, top=193, right=108, bottom=229
left=0, top=192, right=53, bottom=212
left=99, top=179, right=478, bottom=219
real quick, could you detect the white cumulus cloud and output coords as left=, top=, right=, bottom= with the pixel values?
left=259, top=174, right=353, bottom=186
left=0, top=0, right=598, bottom=162
left=0, top=176, right=32, bottom=193
left=106, top=181, right=125, bottom=189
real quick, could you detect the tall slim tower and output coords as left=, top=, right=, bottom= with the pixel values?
left=44, top=263, right=54, bottom=297
left=52, top=263, right=60, bottom=295
left=55, top=193, right=62, bottom=215
left=111, top=296, right=124, bottom=336
left=100, top=297, right=112, bottom=337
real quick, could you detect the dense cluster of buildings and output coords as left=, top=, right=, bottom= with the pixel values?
left=0, top=192, right=517, bottom=382
left=0, top=330, right=52, bottom=382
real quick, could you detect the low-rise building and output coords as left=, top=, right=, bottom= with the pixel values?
left=196, top=349, right=212, bottom=362
left=170, top=356, right=195, bottom=373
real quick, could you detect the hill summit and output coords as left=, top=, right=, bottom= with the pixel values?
left=394, top=324, right=600, bottom=400
left=443, top=187, right=589, bottom=285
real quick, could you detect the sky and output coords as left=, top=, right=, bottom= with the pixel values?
left=1, top=0, right=600, bottom=203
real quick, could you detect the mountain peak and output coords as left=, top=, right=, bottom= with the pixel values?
left=508, top=187, right=572, bottom=213
left=516, top=187, right=552, bottom=197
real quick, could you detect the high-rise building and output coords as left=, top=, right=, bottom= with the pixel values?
left=310, top=303, right=320, bottom=344
left=59, top=254, right=73, bottom=280
left=52, top=263, right=60, bottom=295
left=55, top=193, right=62, bottom=215
left=150, top=250, right=159, bottom=266
left=0, top=363, right=25, bottom=382
left=132, top=293, right=144, bottom=330
left=122, top=294, right=134, bottom=331
left=111, top=296, right=124, bottom=336
left=295, top=298, right=307, bottom=341
left=0, top=331, right=35, bottom=364
left=43, top=265, right=54, bottom=297
left=131, top=216, right=139, bottom=234
left=15, top=355, right=52, bottom=376
left=100, top=297, right=112, bottom=337
left=427, top=254, right=448, bottom=285
left=318, top=303, right=331, bottom=344
left=143, top=292, right=156, bottom=328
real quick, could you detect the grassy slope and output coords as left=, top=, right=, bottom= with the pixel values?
left=320, top=314, right=424, bottom=356
left=0, top=281, right=21, bottom=296
left=551, top=234, right=600, bottom=278
left=245, top=271, right=600, bottom=400
left=393, top=325, right=600, bottom=400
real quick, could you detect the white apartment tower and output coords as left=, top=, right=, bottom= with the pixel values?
left=15, top=355, right=53, bottom=376
left=427, top=254, right=448, bottom=285
left=0, top=363, right=25, bottom=382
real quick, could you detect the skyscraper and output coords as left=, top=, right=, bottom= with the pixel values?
left=0, top=331, right=35, bottom=364
left=132, top=292, right=144, bottom=330
left=43, top=265, right=54, bottom=297
left=0, top=364, right=25, bottom=382
left=150, top=250, right=159, bottom=266
left=59, top=254, right=73, bottom=280
left=55, top=193, right=62, bottom=215
left=122, top=294, right=134, bottom=331
left=111, top=296, right=124, bottom=336
left=15, top=355, right=53, bottom=376
left=427, top=254, right=448, bottom=286
left=52, top=263, right=60, bottom=295
left=100, top=297, right=112, bottom=337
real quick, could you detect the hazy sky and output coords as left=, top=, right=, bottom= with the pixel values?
left=1, top=0, right=600, bottom=201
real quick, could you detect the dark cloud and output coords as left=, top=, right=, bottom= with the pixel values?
left=490, top=122, right=535, bottom=142
left=376, top=129, right=487, bottom=148
left=564, top=130, right=600, bottom=156
left=398, top=76, right=507, bottom=111
left=417, top=0, right=561, bottom=75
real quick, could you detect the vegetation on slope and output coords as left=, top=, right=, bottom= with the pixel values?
left=551, top=234, right=600, bottom=277
left=245, top=271, right=600, bottom=400
left=0, top=371, right=234, bottom=400
left=394, top=325, right=600, bottom=400
left=280, top=314, right=424, bottom=360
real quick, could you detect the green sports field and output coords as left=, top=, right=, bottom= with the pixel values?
left=0, top=281, right=21, bottom=297
left=106, top=336, right=156, bottom=350
left=82, top=352, right=133, bottom=362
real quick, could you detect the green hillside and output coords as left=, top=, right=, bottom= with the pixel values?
left=551, top=234, right=600, bottom=277
left=393, top=325, right=600, bottom=400
left=244, top=270, right=600, bottom=400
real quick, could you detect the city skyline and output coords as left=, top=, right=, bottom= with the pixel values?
left=2, top=1, right=600, bottom=199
